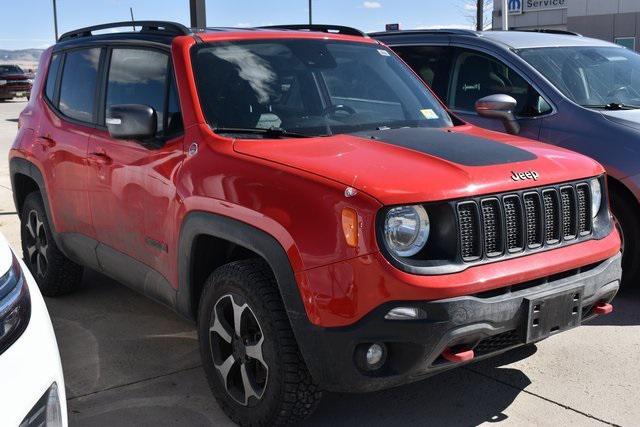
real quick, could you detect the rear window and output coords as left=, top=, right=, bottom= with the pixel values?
left=58, top=48, right=101, bottom=123
left=45, top=54, right=62, bottom=102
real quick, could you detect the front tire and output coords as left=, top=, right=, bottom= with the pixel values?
left=198, top=259, right=321, bottom=426
left=20, top=192, right=84, bottom=296
left=610, top=189, right=640, bottom=290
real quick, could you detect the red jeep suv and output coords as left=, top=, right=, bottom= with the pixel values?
left=10, top=22, right=621, bottom=425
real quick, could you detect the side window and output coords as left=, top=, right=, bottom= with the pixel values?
left=106, top=48, right=169, bottom=134
left=59, top=48, right=101, bottom=122
left=45, top=53, right=62, bottom=102
left=393, top=45, right=453, bottom=102
left=450, top=49, right=552, bottom=117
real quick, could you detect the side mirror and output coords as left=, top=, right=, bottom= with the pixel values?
left=475, top=94, right=520, bottom=135
left=106, top=104, right=157, bottom=140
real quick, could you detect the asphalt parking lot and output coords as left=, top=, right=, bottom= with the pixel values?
left=0, top=99, right=639, bottom=426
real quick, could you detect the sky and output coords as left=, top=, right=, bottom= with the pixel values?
left=0, top=0, right=486, bottom=50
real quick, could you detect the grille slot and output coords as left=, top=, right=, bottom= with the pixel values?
left=456, top=181, right=594, bottom=262
left=503, top=195, right=523, bottom=252
left=523, top=192, right=542, bottom=248
left=542, top=189, right=560, bottom=244
left=560, top=186, right=577, bottom=240
left=457, top=202, right=481, bottom=261
left=481, top=199, right=503, bottom=257
left=576, top=183, right=592, bottom=235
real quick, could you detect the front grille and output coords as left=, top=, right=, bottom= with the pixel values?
left=456, top=181, right=594, bottom=262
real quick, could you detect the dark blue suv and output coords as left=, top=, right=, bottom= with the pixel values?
left=373, top=29, right=640, bottom=288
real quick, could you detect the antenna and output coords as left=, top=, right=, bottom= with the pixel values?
left=130, top=7, right=136, bottom=31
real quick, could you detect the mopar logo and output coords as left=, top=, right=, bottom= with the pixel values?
left=511, top=170, right=539, bottom=181
left=508, top=0, right=522, bottom=14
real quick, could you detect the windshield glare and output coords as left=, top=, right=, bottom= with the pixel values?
left=193, top=39, right=453, bottom=137
left=519, top=46, right=640, bottom=108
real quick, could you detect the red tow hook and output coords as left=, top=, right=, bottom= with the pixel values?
left=593, top=301, right=613, bottom=315
left=442, top=347, right=475, bottom=363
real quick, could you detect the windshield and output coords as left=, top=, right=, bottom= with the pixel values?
left=193, top=39, right=453, bottom=137
left=0, top=65, right=23, bottom=74
left=519, top=46, right=640, bottom=108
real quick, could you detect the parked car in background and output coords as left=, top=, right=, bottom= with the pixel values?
left=373, top=29, right=640, bottom=288
left=0, top=232, right=66, bottom=426
left=0, top=64, right=34, bottom=101
left=11, top=21, right=620, bottom=425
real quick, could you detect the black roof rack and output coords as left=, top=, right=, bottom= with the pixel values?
left=523, top=29, right=582, bottom=36
left=369, top=28, right=479, bottom=37
left=58, top=21, right=192, bottom=42
left=260, top=24, right=366, bottom=37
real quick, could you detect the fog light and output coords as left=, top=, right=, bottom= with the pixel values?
left=385, top=307, right=427, bottom=320
left=367, top=343, right=384, bottom=366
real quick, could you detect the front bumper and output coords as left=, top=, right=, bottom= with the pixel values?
left=0, top=85, right=31, bottom=99
left=295, top=253, right=621, bottom=393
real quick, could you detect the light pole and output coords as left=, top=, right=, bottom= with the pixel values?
left=502, top=0, right=509, bottom=30
left=308, top=0, right=312, bottom=25
left=52, top=0, right=59, bottom=41
left=190, top=0, right=207, bottom=29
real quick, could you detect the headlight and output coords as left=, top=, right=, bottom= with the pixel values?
left=0, top=255, right=30, bottom=356
left=384, top=205, right=430, bottom=257
left=590, top=178, right=602, bottom=218
left=0, top=80, right=7, bottom=85
left=27, top=79, right=34, bottom=84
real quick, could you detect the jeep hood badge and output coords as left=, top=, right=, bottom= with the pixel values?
left=511, top=170, right=539, bottom=181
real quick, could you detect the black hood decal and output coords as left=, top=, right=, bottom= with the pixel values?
left=352, top=127, right=537, bottom=166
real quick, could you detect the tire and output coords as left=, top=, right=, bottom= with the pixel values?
left=610, top=188, right=640, bottom=290
left=20, top=192, right=84, bottom=296
left=198, top=259, right=322, bottom=426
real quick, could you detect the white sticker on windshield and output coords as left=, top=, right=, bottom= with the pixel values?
left=421, top=109, right=439, bottom=120
left=377, top=49, right=391, bottom=56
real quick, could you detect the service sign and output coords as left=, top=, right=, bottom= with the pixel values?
left=509, top=0, right=567, bottom=15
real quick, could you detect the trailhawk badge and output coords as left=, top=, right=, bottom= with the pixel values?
left=511, top=170, right=539, bottom=181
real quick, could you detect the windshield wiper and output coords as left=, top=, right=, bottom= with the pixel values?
left=213, top=127, right=312, bottom=138
left=582, top=103, right=640, bottom=110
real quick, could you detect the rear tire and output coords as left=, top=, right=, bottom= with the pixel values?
left=610, top=189, right=640, bottom=290
left=20, top=192, right=84, bottom=296
left=198, top=259, right=322, bottom=426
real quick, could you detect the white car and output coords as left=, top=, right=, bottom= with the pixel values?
left=0, top=233, right=66, bottom=426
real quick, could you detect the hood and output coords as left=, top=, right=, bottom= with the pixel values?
left=233, top=125, right=603, bottom=205
left=600, top=109, right=640, bottom=132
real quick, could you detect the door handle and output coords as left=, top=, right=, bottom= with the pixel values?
left=89, top=151, right=112, bottom=165
left=37, top=136, right=56, bottom=148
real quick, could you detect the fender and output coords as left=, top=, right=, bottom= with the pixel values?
left=177, top=211, right=308, bottom=322
left=176, top=212, right=327, bottom=374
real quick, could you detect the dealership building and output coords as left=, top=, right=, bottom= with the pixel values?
left=492, top=0, right=640, bottom=51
